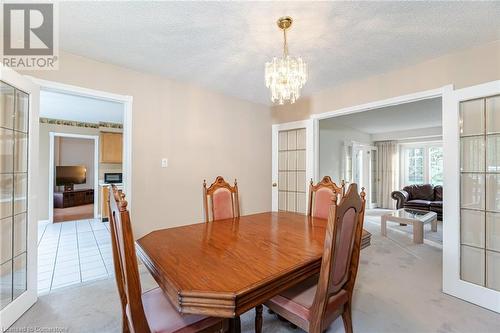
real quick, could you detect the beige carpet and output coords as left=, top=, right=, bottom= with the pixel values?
left=10, top=220, right=500, bottom=332
left=365, top=209, right=443, bottom=245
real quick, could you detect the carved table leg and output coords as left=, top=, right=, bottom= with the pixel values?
left=229, top=316, right=241, bottom=333
left=255, top=305, right=263, bottom=333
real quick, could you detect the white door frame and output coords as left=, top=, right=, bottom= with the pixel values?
left=271, top=119, right=314, bottom=211
left=0, top=66, right=39, bottom=330
left=26, top=77, right=133, bottom=218
left=442, top=80, right=500, bottom=313
left=48, top=133, right=99, bottom=222
left=274, top=86, right=453, bottom=213
left=311, top=86, right=453, bottom=183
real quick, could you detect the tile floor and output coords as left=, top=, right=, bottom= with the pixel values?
left=37, top=219, right=113, bottom=294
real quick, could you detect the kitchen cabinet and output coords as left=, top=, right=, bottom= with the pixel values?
left=100, top=132, right=122, bottom=163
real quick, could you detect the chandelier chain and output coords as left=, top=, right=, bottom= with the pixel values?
left=283, top=28, right=288, bottom=57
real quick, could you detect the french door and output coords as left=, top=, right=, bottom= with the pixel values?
left=443, top=80, right=500, bottom=313
left=0, top=65, right=39, bottom=329
left=349, top=143, right=378, bottom=208
left=272, top=120, right=314, bottom=213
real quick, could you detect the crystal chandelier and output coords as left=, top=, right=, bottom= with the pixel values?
left=265, top=16, right=307, bottom=105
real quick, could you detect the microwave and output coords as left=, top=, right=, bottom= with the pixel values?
left=104, top=173, right=122, bottom=184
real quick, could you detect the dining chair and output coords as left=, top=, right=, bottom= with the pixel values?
left=308, top=176, right=345, bottom=219
left=203, top=176, right=240, bottom=222
left=259, top=183, right=366, bottom=333
left=107, top=185, right=228, bottom=333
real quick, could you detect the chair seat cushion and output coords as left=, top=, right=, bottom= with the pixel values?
left=141, top=287, right=222, bottom=333
left=430, top=201, right=442, bottom=208
left=265, top=276, right=348, bottom=331
left=405, top=199, right=432, bottom=208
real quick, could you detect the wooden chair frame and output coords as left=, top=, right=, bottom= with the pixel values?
left=262, top=184, right=366, bottom=333
left=108, top=186, right=227, bottom=333
left=307, top=176, right=345, bottom=217
left=108, top=185, right=150, bottom=333
left=203, top=176, right=240, bottom=222
left=309, top=184, right=366, bottom=333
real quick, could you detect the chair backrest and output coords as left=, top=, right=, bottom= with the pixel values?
left=310, top=183, right=366, bottom=333
left=308, top=176, right=345, bottom=219
left=203, top=176, right=240, bottom=222
left=108, top=185, right=151, bottom=333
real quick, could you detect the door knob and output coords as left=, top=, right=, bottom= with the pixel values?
left=272, top=183, right=277, bottom=187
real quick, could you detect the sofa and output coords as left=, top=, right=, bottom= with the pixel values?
left=391, top=184, right=442, bottom=220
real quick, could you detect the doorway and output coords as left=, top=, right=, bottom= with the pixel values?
left=50, top=133, right=99, bottom=223
left=317, top=95, right=444, bottom=245
left=350, top=143, right=378, bottom=208
left=272, top=120, right=314, bottom=212
left=33, top=80, right=132, bottom=295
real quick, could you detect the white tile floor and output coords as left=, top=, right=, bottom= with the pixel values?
left=37, top=219, right=113, bottom=294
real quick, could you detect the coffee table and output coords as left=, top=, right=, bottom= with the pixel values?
left=381, top=208, right=438, bottom=244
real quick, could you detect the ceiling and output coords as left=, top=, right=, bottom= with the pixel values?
left=58, top=2, right=500, bottom=105
left=320, top=98, right=442, bottom=134
left=40, top=90, right=124, bottom=123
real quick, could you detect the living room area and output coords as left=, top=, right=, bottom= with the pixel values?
left=319, top=96, right=444, bottom=246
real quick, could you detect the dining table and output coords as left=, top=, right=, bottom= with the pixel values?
left=136, top=211, right=371, bottom=333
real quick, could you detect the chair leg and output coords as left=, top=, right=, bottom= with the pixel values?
left=255, top=305, right=263, bottom=333
left=341, top=303, right=353, bottom=333
left=122, top=313, right=130, bottom=333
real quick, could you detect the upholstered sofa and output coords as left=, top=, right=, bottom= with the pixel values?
left=391, top=184, right=442, bottom=220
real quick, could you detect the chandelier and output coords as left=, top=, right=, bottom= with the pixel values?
left=265, top=16, right=307, bottom=105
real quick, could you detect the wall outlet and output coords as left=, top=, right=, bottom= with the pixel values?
left=161, top=158, right=168, bottom=168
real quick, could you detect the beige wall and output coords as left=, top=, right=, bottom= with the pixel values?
left=55, top=136, right=94, bottom=191
left=272, top=40, right=500, bottom=123
left=29, top=52, right=273, bottom=238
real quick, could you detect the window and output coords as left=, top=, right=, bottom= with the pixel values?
left=405, top=147, right=425, bottom=184
left=401, top=143, right=443, bottom=186
left=429, top=146, right=444, bottom=185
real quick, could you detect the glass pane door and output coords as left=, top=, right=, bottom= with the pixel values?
left=369, top=148, right=378, bottom=207
left=0, top=81, right=29, bottom=309
left=460, top=95, right=500, bottom=291
left=278, top=128, right=307, bottom=213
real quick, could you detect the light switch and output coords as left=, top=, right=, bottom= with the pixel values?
left=161, top=158, right=168, bottom=168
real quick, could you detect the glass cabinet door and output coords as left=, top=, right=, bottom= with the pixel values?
left=460, top=95, right=500, bottom=291
left=0, top=81, right=28, bottom=310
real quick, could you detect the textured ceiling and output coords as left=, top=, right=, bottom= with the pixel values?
left=320, top=98, right=442, bottom=134
left=58, top=1, right=500, bottom=105
left=40, top=90, right=124, bottom=123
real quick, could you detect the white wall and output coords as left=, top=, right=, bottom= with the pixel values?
left=319, top=120, right=372, bottom=182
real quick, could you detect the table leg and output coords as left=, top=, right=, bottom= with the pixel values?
left=255, top=305, right=263, bottom=333
left=229, top=316, right=241, bottom=333
left=381, top=216, right=387, bottom=237
left=431, top=217, right=438, bottom=232
left=413, top=221, right=424, bottom=244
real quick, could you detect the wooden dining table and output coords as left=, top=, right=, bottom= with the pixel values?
left=136, top=211, right=371, bottom=333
